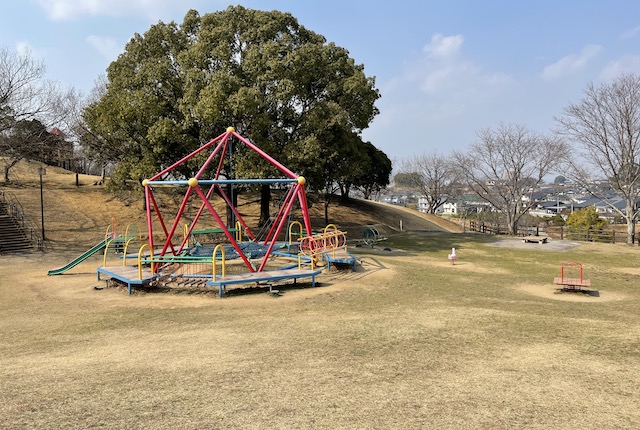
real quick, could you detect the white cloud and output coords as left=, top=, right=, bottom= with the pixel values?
left=86, top=35, right=122, bottom=60
left=621, top=25, right=640, bottom=40
left=423, top=33, right=463, bottom=59
left=601, top=54, right=640, bottom=80
left=369, top=32, right=518, bottom=156
left=14, top=41, right=49, bottom=64
left=415, top=34, right=515, bottom=103
left=15, top=41, right=34, bottom=57
left=35, top=0, right=206, bottom=21
left=541, top=44, right=602, bottom=81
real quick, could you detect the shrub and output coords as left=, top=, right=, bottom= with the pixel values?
left=565, top=206, right=607, bottom=230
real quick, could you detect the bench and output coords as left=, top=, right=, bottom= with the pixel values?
left=522, top=235, right=548, bottom=244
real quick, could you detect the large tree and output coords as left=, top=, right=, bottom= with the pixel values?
left=83, top=6, right=382, bottom=224
left=400, top=152, right=458, bottom=214
left=353, top=141, right=392, bottom=200
left=453, top=123, right=567, bottom=235
left=555, top=73, right=640, bottom=244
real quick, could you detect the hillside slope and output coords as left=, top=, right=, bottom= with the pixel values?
left=345, top=199, right=463, bottom=234
left=1, top=159, right=461, bottom=251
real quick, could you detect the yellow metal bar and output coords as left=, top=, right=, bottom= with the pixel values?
left=122, top=237, right=135, bottom=266
left=124, top=223, right=140, bottom=240
left=104, top=223, right=113, bottom=241
left=137, top=244, right=154, bottom=280
left=103, top=239, right=113, bottom=267
left=212, top=244, right=226, bottom=280
left=323, top=224, right=338, bottom=234
left=235, top=220, right=242, bottom=242
left=289, top=221, right=303, bottom=244
left=298, top=253, right=315, bottom=270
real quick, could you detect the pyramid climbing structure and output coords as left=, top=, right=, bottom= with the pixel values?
left=142, top=127, right=313, bottom=273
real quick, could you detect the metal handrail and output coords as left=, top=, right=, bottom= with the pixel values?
left=0, top=189, right=45, bottom=250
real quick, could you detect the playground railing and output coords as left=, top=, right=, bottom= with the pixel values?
left=132, top=244, right=226, bottom=281
left=288, top=220, right=303, bottom=245
left=103, top=224, right=143, bottom=267
left=184, top=221, right=242, bottom=247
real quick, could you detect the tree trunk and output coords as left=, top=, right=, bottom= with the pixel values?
left=4, top=158, right=20, bottom=182
left=626, top=204, right=636, bottom=245
left=507, top=209, right=518, bottom=235
left=324, top=192, right=330, bottom=226
left=226, top=183, right=237, bottom=228
left=259, top=184, right=271, bottom=226
left=339, top=182, right=351, bottom=202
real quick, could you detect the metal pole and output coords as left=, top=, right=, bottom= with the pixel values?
left=39, top=171, right=45, bottom=241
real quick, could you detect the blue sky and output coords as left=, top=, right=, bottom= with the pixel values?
left=3, top=1, right=640, bottom=163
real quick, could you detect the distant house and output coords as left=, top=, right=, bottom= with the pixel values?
left=563, top=195, right=636, bottom=222
left=417, top=196, right=443, bottom=213
left=437, top=194, right=494, bottom=215
left=381, top=194, right=407, bottom=206
left=585, top=196, right=626, bottom=221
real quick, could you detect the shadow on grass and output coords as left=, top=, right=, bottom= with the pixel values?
left=106, top=277, right=328, bottom=298
left=556, top=287, right=601, bottom=297
left=381, top=231, right=497, bottom=253
left=105, top=260, right=386, bottom=298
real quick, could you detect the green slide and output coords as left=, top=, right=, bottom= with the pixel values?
left=47, top=239, right=108, bottom=275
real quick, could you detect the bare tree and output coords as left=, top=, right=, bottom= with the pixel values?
left=556, top=73, right=640, bottom=244
left=453, top=123, right=567, bottom=235
left=400, top=152, right=458, bottom=214
left=0, top=46, right=75, bottom=180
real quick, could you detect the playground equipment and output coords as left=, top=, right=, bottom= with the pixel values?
left=183, top=221, right=242, bottom=247
left=48, top=240, right=109, bottom=275
left=298, top=224, right=356, bottom=271
left=96, top=127, right=351, bottom=296
left=362, top=226, right=387, bottom=247
left=49, top=219, right=141, bottom=275
left=553, top=262, right=591, bottom=291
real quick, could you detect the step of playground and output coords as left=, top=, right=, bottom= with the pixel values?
left=0, top=214, right=35, bottom=254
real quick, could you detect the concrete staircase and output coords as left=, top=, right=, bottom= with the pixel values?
left=0, top=199, right=36, bottom=254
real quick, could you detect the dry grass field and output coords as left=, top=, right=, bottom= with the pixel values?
left=1, top=160, right=639, bottom=429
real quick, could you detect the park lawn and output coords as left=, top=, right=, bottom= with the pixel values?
left=0, top=232, right=639, bottom=429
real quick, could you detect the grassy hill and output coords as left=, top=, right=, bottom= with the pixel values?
left=1, top=159, right=461, bottom=251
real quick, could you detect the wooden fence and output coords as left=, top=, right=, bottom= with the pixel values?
left=544, top=226, right=632, bottom=244
left=468, top=221, right=638, bottom=245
